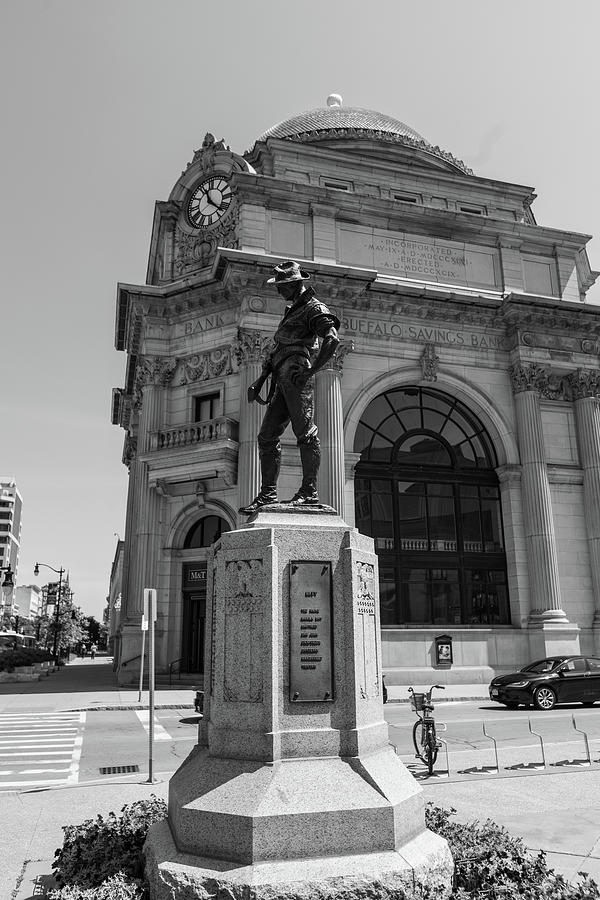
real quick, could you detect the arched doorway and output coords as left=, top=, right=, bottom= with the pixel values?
left=180, top=515, right=228, bottom=673
left=354, top=386, right=509, bottom=627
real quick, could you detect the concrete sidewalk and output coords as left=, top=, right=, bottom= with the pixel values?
left=4, top=659, right=599, bottom=897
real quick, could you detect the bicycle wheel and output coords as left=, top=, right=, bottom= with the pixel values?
left=412, top=719, right=425, bottom=760
left=425, top=727, right=438, bottom=775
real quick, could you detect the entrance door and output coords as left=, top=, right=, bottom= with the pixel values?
left=181, top=562, right=207, bottom=674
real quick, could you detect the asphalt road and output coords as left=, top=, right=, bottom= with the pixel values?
left=2, top=699, right=600, bottom=791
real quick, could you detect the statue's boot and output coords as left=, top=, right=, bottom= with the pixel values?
left=238, top=447, right=280, bottom=514
left=288, top=440, right=320, bottom=505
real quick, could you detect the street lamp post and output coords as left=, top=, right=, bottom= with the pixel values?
left=34, top=562, right=65, bottom=663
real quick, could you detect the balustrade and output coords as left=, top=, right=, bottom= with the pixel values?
left=154, top=417, right=239, bottom=451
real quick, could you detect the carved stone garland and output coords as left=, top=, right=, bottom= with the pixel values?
left=179, top=348, right=235, bottom=385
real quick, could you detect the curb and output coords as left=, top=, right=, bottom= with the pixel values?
left=61, top=703, right=196, bottom=712
left=387, top=695, right=489, bottom=704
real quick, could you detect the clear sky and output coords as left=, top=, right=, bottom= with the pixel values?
left=1, top=0, right=599, bottom=619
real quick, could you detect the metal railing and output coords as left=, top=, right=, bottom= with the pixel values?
left=169, top=657, right=182, bottom=686
left=121, top=654, right=142, bottom=668
left=392, top=714, right=600, bottom=778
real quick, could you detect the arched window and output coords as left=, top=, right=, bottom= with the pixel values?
left=354, top=387, right=509, bottom=627
left=183, top=515, right=229, bottom=549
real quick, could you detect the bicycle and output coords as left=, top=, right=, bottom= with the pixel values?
left=409, top=684, right=445, bottom=775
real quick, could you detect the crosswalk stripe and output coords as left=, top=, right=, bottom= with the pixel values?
left=135, top=710, right=173, bottom=741
left=0, top=711, right=85, bottom=789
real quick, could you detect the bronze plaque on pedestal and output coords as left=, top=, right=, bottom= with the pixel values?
left=289, top=561, right=333, bottom=702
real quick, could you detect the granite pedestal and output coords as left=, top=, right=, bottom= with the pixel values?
left=145, top=507, right=452, bottom=899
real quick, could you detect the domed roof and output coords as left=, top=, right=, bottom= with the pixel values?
left=257, top=95, right=472, bottom=175
left=260, top=94, right=426, bottom=143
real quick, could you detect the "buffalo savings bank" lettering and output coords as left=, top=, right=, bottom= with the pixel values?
left=341, top=317, right=506, bottom=350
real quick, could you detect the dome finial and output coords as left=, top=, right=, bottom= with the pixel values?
left=326, top=93, right=343, bottom=108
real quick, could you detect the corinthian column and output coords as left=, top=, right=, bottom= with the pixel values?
left=570, top=369, right=600, bottom=639
left=510, top=364, right=567, bottom=623
left=315, top=343, right=353, bottom=514
left=233, top=329, right=272, bottom=510
left=128, top=356, right=175, bottom=615
left=120, top=433, right=139, bottom=624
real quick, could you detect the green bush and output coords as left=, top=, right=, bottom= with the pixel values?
left=52, top=797, right=167, bottom=889
left=426, top=803, right=600, bottom=899
left=0, top=648, right=53, bottom=671
left=49, top=872, right=145, bottom=900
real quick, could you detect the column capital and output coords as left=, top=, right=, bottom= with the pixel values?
left=231, top=328, right=273, bottom=367
left=136, top=355, right=178, bottom=388
left=509, top=363, right=546, bottom=395
left=322, top=340, right=355, bottom=373
left=567, top=368, right=600, bottom=400
left=496, top=464, right=522, bottom=485
left=510, top=363, right=569, bottom=400
left=134, top=356, right=177, bottom=409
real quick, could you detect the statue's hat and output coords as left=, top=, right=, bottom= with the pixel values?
left=267, top=260, right=311, bottom=284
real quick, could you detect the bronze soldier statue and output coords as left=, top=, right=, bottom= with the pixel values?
left=239, top=261, right=340, bottom=514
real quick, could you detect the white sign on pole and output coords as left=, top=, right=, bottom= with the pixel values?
left=143, top=588, right=157, bottom=622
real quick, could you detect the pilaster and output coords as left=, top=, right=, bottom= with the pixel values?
left=311, top=202, right=337, bottom=263
left=496, top=465, right=530, bottom=626
left=570, top=369, right=600, bottom=651
left=128, top=357, right=175, bottom=617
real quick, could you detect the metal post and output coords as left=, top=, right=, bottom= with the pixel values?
left=482, top=721, right=500, bottom=772
left=528, top=718, right=547, bottom=769
left=138, top=627, right=146, bottom=704
left=145, top=588, right=157, bottom=784
left=572, top=714, right=592, bottom=766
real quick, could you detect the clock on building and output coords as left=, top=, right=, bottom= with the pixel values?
left=187, top=175, right=233, bottom=228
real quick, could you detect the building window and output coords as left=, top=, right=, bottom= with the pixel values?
left=459, top=203, right=485, bottom=215
left=321, top=178, right=351, bottom=191
left=354, top=386, right=508, bottom=627
left=183, top=515, right=229, bottom=549
left=193, top=392, right=220, bottom=423
left=393, top=192, right=421, bottom=204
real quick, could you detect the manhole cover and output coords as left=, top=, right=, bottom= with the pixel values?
left=99, top=764, right=140, bottom=775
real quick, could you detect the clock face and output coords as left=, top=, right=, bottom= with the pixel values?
left=187, top=175, right=233, bottom=228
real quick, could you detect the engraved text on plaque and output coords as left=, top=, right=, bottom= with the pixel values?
left=289, top=561, right=333, bottom=702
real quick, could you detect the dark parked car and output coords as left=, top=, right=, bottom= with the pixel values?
left=489, top=655, right=600, bottom=710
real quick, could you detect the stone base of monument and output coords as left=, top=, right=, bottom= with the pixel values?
left=145, top=510, right=453, bottom=898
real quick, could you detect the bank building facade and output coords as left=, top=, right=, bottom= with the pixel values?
left=112, top=95, right=600, bottom=685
